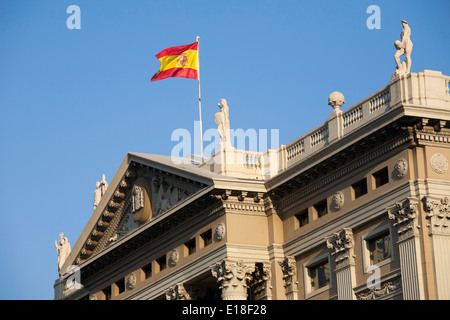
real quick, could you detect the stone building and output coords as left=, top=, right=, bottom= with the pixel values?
left=54, top=28, right=450, bottom=300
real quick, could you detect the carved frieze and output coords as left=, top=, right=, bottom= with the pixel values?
left=356, top=276, right=402, bottom=300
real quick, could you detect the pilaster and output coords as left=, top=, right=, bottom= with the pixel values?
left=325, top=228, right=356, bottom=300
left=277, top=256, right=298, bottom=300
left=386, top=197, right=425, bottom=300
left=424, top=196, right=450, bottom=299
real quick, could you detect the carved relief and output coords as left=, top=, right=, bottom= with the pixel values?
left=356, top=277, right=402, bottom=300
left=210, top=260, right=255, bottom=300
left=152, top=175, right=192, bottom=217
left=330, top=191, right=344, bottom=212
left=393, top=158, right=408, bottom=179
left=132, top=186, right=144, bottom=213
left=214, top=222, right=226, bottom=242
left=126, top=272, right=136, bottom=290
left=165, top=283, right=192, bottom=300
left=424, top=196, right=450, bottom=235
left=277, top=256, right=298, bottom=300
left=168, top=249, right=179, bottom=267
left=325, top=228, right=355, bottom=269
left=386, top=197, right=419, bottom=241
left=431, top=153, right=448, bottom=174
left=249, top=263, right=272, bottom=300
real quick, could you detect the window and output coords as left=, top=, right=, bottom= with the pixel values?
left=141, top=262, right=152, bottom=279
left=308, top=261, right=330, bottom=292
left=295, top=210, right=309, bottom=228
left=373, top=167, right=389, bottom=188
left=313, top=200, right=328, bottom=219
left=114, top=278, right=125, bottom=295
left=352, top=178, right=368, bottom=199
left=201, top=229, right=212, bottom=248
left=184, top=238, right=196, bottom=256
left=368, top=231, right=391, bottom=264
left=362, top=224, right=394, bottom=271
left=304, top=253, right=331, bottom=297
left=156, top=255, right=166, bottom=272
left=102, top=286, right=111, bottom=300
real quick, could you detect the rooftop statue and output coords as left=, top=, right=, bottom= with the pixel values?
left=392, top=20, right=413, bottom=80
left=55, top=233, right=71, bottom=272
left=215, top=99, right=232, bottom=150
left=93, top=174, right=108, bottom=210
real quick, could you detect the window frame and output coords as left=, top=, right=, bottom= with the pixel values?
left=361, top=224, right=394, bottom=273
left=303, top=252, right=332, bottom=298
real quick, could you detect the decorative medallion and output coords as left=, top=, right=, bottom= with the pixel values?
left=431, top=153, right=448, bottom=174
left=168, top=249, right=179, bottom=267
left=330, top=191, right=344, bottom=212
left=126, top=272, right=137, bottom=290
left=393, top=158, right=408, bottom=179
left=214, top=222, right=226, bottom=242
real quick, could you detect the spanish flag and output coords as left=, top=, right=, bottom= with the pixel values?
left=151, top=42, right=199, bottom=82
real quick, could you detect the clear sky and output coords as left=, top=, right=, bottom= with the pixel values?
left=0, top=0, right=449, bottom=300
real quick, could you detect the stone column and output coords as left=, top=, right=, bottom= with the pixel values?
left=387, top=197, right=425, bottom=300
left=424, top=196, right=450, bottom=299
left=210, top=259, right=255, bottom=300
left=325, top=228, right=356, bottom=300
left=277, top=256, right=298, bottom=300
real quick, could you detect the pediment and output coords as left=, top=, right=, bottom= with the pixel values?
left=67, top=154, right=210, bottom=269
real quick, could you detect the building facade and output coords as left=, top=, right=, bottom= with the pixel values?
left=54, top=68, right=450, bottom=300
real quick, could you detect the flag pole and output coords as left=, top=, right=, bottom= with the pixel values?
left=196, top=35, right=204, bottom=161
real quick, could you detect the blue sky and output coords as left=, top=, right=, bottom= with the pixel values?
left=0, top=0, right=449, bottom=300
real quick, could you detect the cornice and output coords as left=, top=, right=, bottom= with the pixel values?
left=271, top=123, right=412, bottom=211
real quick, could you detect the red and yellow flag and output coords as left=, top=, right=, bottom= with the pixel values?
left=151, top=42, right=199, bottom=82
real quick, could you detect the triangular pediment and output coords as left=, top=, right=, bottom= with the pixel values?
left=61, top=153, right=214, bottom=273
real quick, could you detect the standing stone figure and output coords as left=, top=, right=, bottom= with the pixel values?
left=93, top=174, right=108, bottom=210
left=215, top=99, right=232, bottom=150
left=393, top=20, right=413, bottom=78
left=100, top=174, right=108, bottom=197
left=55, top=233, right=71, bottom=272
left=93, top=181, right=102, bottom=210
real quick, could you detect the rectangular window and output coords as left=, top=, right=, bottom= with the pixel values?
left=102, top=286, right=112, bottom=300
left=314, top=200, right=328, bottom=218
left=201, top=229, right=212, bottom=248
left=373, top=167, right=389, bottom=188
left=141, top=262, right=152, bottom=279
left=295, top=210, right=309, bottom=228
left=307, top=260, right=330, bottom=292
left=368, top=232, right=391, bottom=264
left=184, top=238, right=196, bottom=256
left=156, top=255, right=166, bottom=272
left=114, top=278, right=125, bottom=295
left=352, top=178, right=368, bottom=199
